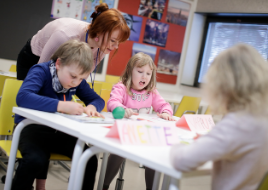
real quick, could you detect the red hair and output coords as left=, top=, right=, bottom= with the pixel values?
left=88, top=3, right=130, bottom=56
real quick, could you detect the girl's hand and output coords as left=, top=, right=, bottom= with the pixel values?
left=57, top=101, right=84, bottom=115
left=124, top=108, right=139, bottom=118
left=84, top=105, right=105, bottom=118
left=157, top=112, right=176, bottom=121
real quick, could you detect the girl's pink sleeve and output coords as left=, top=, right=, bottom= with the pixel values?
left=107, top=83, right=127, bottom=112
left=152, top=89, right=173, bottom=116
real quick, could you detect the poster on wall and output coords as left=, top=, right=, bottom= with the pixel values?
left=143, top=19, right=169, bottom=47
left=81, top=0, right=115, bottom=23
left=166, top=0, right=190, bottom=26
left=157, top=49, right=180, bottom=75
left=51, top=0, right=84, bottom=19
left=138, top=0, right=167, bottom=21
left=122, top=13, right=143, bottom=42
left=132, top=43, right=157, bottom=61
left=51, top=0, right=115, bottom=21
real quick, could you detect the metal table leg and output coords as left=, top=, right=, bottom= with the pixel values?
left=68, top=139, right=85, bottom=190
left=73, top=146, right=105, bottom=190
left=161, top=174, right=171, bottom=190
left=168, top=177, right=179, bottom=190
left=152, top=171, right=161, bottom=190
left=97, top=152, right=109, bottom=190
left=4, top=119, right=37, bottom=190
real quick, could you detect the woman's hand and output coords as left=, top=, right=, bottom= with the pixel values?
left=57, top=101, right=84, bottom=115
left=157, top=112, right=176, bottom=121
left=124, top=108, right=139, bottom=118
left=84, top=104, right=105, bottom=118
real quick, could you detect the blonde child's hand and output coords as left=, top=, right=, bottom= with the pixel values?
left=84, top=105, right=105, bottom=118
left=157, top=112, right=176, bottom=121
left=57, top=101, right=84, bottom=115
left=124, top=108, right=139, bottom=118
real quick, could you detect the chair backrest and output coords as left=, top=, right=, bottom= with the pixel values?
left=95, top=81, right=113, bottom=91
left=105, top=75, right=120, bottom=84
left=257, top=172, right=268, bottom=190
left=88, top=82, right=102, bottom=95
left=174, top=96, right=202, bottom=117
left=0, top=75, right=13, bottom=97
left=100, top=89, right=111, bottom=112
left=9, top=65, right=16, bottom=72
left=0, top=79, right=23, bottom=135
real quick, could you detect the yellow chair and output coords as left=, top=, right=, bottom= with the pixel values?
left=257, top=171, right=268, bottom=190
left=95, top=81, right=113, bottom=91
left=0, top=75, right=13, bottom=98
left=9, top=65, right=16, bottom=72
left=100, top=89, right=111, bottom=112
left=0, top=79, right=70, bottom=177
left=105, top=75, right=120, bottom=84
left=174, top=96, right=202, bottom=117
left=204, top=106, right=211, bottom=114
left=88, top=82, right=103, bottom=95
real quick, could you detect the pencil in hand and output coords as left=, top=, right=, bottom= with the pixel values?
left=72, top=95, right=78, bottom=103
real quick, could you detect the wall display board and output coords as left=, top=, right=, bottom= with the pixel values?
left=107, top=0, right=187, bottom=84
left=122, top=13, right=143, bottom=42
left=157, top=49, right=180, bottom=75
left=138, top=0, right=167, bottom=21
left=81, top=0, right=115, bottom=22
left=166, top=0, right=190, bottom=27
left=51, top=0, right=115, bottom=22
left=143, top=19, right=169, bottom=47
left=132, top=43, right=157, bottom=61
left=51, top=0, right=84, bottom=19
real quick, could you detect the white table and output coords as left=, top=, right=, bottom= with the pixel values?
left=5, top=107, right=211, bottom=190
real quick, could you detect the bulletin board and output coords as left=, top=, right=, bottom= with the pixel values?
left=106, top=0, right=188, bottom=84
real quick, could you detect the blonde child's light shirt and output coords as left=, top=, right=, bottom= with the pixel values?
left=107, top=82, right=173, bottom=115
left=31, top=17, right=105, bottom=64
left=170, top=112, right=268, bottom=190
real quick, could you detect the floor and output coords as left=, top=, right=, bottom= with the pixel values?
left=0, top=156, right=211, bottom=190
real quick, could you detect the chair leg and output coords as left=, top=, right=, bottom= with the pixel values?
left=0, top=159, right=7, bottom=172
left=115, top=160, right=126, bottom=190
left=57, top=161, right=70, bottom=172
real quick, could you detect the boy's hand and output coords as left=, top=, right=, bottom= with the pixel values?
left=84, top=105, right=105, bottom=118
left=157, top=112, right=176, bottom=121
left=57, top=101, right=84, bottom=115
left=124, top=108, right=139, bottom=118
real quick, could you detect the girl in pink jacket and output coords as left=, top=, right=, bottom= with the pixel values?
left=103, top=52, right=174, bottom=190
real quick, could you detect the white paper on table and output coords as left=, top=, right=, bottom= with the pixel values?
left=56, top=112, right=115, bottom=124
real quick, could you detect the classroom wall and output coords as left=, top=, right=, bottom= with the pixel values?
left=3, top=0, right=267, bottom=98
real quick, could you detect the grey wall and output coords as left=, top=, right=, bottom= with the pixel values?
left=0, top=0, right=53, bottom=60
left=196, top=0, right=268, bottom=13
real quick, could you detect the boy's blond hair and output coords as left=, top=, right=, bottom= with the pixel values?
left=203, top=43, right=268, bottom=115
left=51, top=40, right=93, bottom=74
left=121, top=52, right=157, bottom=95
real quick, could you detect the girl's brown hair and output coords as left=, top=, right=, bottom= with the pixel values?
left=121, top=52, right=157, bottom=96
left=88, top=3, right=130, bottom=56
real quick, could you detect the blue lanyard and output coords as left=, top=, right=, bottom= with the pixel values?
left=86, top=31, right=98, bottom=90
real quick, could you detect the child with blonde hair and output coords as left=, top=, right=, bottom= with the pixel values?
left=171, top=43, right=268, bottom=190
left=13, top=40, right=104, bottom=190
left=103, top=52, right=174, bottom=190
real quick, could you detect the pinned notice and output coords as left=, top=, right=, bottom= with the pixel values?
left=176, top=114, right=215, bottom=134
left=106, top=120, right=179, bottom=146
